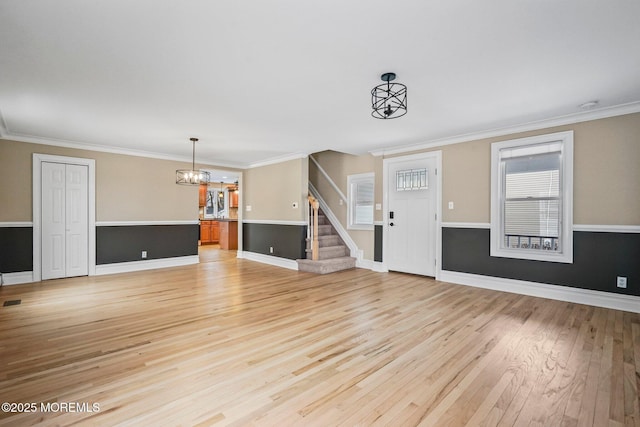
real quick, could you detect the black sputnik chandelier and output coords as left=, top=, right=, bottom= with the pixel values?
left=175, top=137, right=211, bottom=185
left=371, top=72, right=407, bottom=119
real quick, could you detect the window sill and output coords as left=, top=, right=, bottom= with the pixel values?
left=490, top=248, right=573, bottom=264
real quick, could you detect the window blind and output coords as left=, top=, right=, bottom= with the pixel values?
left=502, top=150, right=562, bottom=249
left=354, top=181, right=374, bottom=225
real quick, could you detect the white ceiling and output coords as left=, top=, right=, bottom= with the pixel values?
left=1, top=1, right=639, bottom=168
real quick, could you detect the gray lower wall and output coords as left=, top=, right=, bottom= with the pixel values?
left=0, top=227, right=32, bottom=273
left=374, top=225, right=383, bottom=262
left=96, top=225, right=199, bottom=264
left=242, top=222, right=307, bottom=260
left=442, top=227, right=639, bottom=296
left=0, top=224, right=199, bottom=273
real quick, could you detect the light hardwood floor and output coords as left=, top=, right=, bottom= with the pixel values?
left=1, top=247, right=639, bottom=426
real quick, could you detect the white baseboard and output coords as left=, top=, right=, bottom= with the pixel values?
left=95, top=255, right=199, bottom=276
left=440, top=270, right=640, bottom=314
left=357, top=259, right=388, bottom=272
left=0, top=271, right=34, bottom=286
left=239, top=251, right=299, bottom=270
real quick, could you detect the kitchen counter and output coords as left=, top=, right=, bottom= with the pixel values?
left=218, top=220, right=238, bottom=250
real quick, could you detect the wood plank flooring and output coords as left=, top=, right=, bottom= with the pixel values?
left=1, top=247, right=639, bottom=426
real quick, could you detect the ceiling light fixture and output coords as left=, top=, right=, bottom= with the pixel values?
left=371, top=72, right=407, bottom=119
left=176, top=137, right=211, bottom=185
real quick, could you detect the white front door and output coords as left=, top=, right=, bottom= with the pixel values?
left=41, top=162, right=89, bottom=280
left=385, top=153, right=439, bottom=276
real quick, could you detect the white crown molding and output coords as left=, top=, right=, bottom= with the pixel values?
left=242, top=219, right=307, bottom=226
left=239, top=251, right=299, bottom=270
left=440, top=270, right=640, bottom=314
left=96, top=220, right=199, bottom=226
left=246, top=152, right=309, bottom=169
left=0, top=221, right=33, bottom=227
left=370, top=101, right=640, bottom=157
left=0, top=132, right=247, bottom=169
left=95, top=255, right=199, bottom=276
left=0, top=108, right=8, bottom=137
left=1, top=128, right=305, bottom=170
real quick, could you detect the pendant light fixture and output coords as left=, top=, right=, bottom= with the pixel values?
left=176, top=137, right=211, bottom=185
left=371, top=72, right=407, bottom=119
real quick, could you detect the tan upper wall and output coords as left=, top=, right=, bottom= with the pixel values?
left=0, top=139, right=218, bottom=222
left=243, top=157, right=308, bottom=222
left=386, top=112, right=640, bottom=225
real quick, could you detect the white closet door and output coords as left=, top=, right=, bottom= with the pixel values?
left=65, top=164, right=89, bottom=277
left=41, top=162, right=88, bottom=280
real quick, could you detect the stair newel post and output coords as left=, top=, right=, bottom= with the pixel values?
left=308, top=195, right=320, bottom=261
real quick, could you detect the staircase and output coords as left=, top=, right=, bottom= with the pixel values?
left=296, top=208, right=356, bottom=274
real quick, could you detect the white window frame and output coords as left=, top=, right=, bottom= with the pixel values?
left=490, top=131, right=573, bottom=263
left=347, top=172, right=374, bottom=230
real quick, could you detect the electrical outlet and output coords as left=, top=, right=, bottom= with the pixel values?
left=141, top=250, right=147, bottom=259
left=269, top=247, right=274, bottom=254
left=375, top=203, right=382, bottom=211
left=448, top=201, right=454, bottom=210
left=246, top=205, right=252, bottom=212
left=616, top=276, right=627, bottom=288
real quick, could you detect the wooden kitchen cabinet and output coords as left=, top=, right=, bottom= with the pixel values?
left=198, top=184, right=207, bottom=207
left=228, top=189, right=239, bottom=208
left=200, top=220, right=219, bottom=244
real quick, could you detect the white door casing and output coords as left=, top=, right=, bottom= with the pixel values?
left=383, top=151, right=442, bottom=278
left=33, top=154, right=96, bottom=282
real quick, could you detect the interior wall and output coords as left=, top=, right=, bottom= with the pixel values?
left=380, top=112, right=640, bottom=296
left=0, top=138, right=203, bottom=222
left=241, top=157, right=308, bottom=260
left=385, top=112, right=640, bottom=225
left=243, top=157, right=308, bottom=223
left=0, top=138, right=231, bottom=274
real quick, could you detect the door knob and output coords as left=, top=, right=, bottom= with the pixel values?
left=390, top=222, right=394, bottom=226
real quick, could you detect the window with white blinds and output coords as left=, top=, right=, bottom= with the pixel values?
left=348, top=173, right=374, bottom=230
left=490, top=132, right=573, bottom=263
